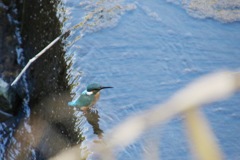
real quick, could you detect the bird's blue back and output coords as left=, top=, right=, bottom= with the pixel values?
left=68, top=90, right=95, bottom=107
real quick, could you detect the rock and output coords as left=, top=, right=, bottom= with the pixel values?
left=0, top=78, right=13, bottom=121
left=0, top=78, right=20, bottom=118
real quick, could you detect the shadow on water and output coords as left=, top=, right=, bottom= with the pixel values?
left=0, top=0, right=106, bottom=158
left=20, top=0, right=68, bottom=104
left=0, top=0, right=84, bottom=159
left=84, top=110, right=103, bottom=139
left=77, top=109, right=104, bottom=139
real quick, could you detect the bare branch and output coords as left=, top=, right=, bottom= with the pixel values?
left=11, top=36, right=61, bottom=86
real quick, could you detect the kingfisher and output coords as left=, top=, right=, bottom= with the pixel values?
left=68, top=83, right=113, bottom=111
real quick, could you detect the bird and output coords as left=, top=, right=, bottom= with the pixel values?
left=68, top=83, right=113, bottom=111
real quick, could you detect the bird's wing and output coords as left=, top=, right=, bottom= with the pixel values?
left=68, top=94, right=93, bottom=107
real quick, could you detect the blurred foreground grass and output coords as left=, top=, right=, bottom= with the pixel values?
left=51, top=71, right=240, bottom=160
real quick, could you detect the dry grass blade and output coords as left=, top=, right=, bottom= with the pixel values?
left=93, top=71, right=240, bottom=159
left=184, top=108, right=223, bottom=160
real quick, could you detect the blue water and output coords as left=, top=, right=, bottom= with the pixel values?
left=60, top=0, right=240, bottom=159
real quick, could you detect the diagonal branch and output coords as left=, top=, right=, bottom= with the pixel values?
left=11, top=9, right=97, bottom=87
left=11, top=35, right=62, bottom=86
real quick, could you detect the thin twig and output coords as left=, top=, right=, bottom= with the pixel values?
left=11, top=10, right=96, bottom=87
left=11, top=27, right=73, bottom=86
left=11, top=36, right=61, bottom=86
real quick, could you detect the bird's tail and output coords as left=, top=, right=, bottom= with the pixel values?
left=68, top=101, right=76, bottom=107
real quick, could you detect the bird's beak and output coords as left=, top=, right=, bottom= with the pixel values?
left=100, top=86, right=113, bottom=90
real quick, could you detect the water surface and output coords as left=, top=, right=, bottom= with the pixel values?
left=1, top=0, right=240, bottom=159
left=61, top=0, right=240, bottom=159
